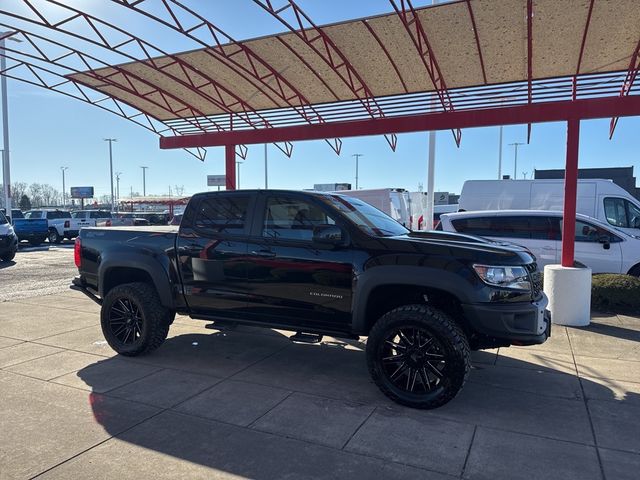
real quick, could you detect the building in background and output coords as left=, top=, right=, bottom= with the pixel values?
left=534, top=166, right=640, bottom=200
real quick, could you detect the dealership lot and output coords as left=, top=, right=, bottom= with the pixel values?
left=0, top=248, right=639, bottom=479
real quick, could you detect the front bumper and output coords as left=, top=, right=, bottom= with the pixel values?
left=462, top=294, right=551, bottom=345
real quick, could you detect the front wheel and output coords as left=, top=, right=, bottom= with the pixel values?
left=366, top=304, right=470, bottom=409
left=1, top=250, right=16, bottom=261
left=100, top=282, right=171, bottom=356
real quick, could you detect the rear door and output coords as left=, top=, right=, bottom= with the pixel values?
left=243, top=193, right=354, bottom=333
left=177, top=192, right=254, bottom=317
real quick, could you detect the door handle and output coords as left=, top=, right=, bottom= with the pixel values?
left=542, top=246, right=555, bottom=251
left=181, top=244, right=201, bottom=254
left=251, top=249, right=276, bottom=258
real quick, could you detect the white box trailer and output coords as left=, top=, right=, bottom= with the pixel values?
left=459, top=179, right=640, bottom=236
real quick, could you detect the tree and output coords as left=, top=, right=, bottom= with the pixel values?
left=12, top=182, right=27, bottom=204
left=173, top=185, right=185, bottom=196
left=19, top=194, right=31, bottom=211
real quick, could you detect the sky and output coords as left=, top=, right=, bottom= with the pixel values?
left=1, top=0, right=639, bottom=201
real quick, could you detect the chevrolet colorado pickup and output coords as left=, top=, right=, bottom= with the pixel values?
left=73, top=190, right=550, bottom=409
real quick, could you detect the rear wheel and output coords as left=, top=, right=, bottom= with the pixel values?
left=100, top=282, right=171, bottom=356
left=367, top=304, right=470, bottom=409
left=48, top=229, right=62, bottom=244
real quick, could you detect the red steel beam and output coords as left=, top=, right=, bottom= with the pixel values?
left=465, top=0, right=487, bottom=85
left=526, top=0, right=533, bottom=143
left=390, top=0, right=461, bottom=146
left=160, top=95, right=640, bottom=150
left=225, top=145, right=237, bottom=190
left=573, top=0, right=595, bottom=101
left=561, top=118, right=580, bottom=267
left=610, top=36, right=640, bottom=138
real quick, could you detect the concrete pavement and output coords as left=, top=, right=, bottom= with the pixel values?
left=1, top=289, right=640, bottom=479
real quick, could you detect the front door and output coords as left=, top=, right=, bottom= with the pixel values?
left=567, top=219, right=623, bottom=273
left=177, top=192, right=253, bottom=317
left=244, top=193, right=354, bottom=333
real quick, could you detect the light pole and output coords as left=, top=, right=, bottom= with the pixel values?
left=60, top=167, right=68, bottom=207
left=264, top=143, right=268, bottom=189
left=1, top=31, right=22, bottom=213
left=508, top=142, right=525, bottom=179
left=498, top=125, right=503, bottom=179
left=352, top=153, right=363, bottom=190
left=236, top=160, right=242, bottom=189
left=104, top=138, right=116, bottom=210
left=115, top=172, right=122, bottom=211
left=140, top=166, right=148, bottom=196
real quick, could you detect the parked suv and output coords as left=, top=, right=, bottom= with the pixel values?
left=73, top=190, right=549, bottom=409
left=0, top=210, right=18, bottom=261
left=439, top=210, right=640, bottom=275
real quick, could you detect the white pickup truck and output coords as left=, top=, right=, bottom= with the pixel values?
left=24, top=209, right=90, bottom=243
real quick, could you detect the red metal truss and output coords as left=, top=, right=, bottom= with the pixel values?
left=0, top=49, right=207, bottom=161
left=464, top=0, right=487, bottom=85
left=389, top=0, right=461, bottom=146
left=526, top=0, right=533, bottom=143
left=253, top=0, right=398, bottom=152
left=574, top=0, right=595, bottom=92
left=610, top=36, right=640, bottom=138
left=7, top=0, right=274, bottom=131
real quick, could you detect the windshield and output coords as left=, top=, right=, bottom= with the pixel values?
left=320, top=194, right=410, bottom=237
left=0, top=211, right=7, bottom=225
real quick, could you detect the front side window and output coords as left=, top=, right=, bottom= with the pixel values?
left=572, top=220, right=621, bottom=243
left=263, top=196, right=335, bottom=241
left=194, top=194, right=250, bottom=235
left=604, top=197, right=640, bottom=229
left=0, top=211, right=7, bottom=225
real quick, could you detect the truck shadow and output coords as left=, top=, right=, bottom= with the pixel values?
left=73, top=327, right=640, bottom=478
left=0, top=260, right=16, bottom=269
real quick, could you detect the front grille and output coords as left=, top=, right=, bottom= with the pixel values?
left=525, top=262, right=543, bottom=298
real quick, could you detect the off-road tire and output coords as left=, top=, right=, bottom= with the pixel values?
left=1, top=250, right=16, bottom=261
left=366, top=304, right=470, bottom=409
left=100, top=282, right=171, bottom=356
left=48, top=228, right=61, bottom=244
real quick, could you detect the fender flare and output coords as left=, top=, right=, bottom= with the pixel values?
left=98, top=251, right=175, bottom=309
left=352, top=266, right=476, bottom=334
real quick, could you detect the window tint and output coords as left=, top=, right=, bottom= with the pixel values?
left=263, top=196, right=335, bottom=241
left=194, top=194, right=250, bottom=235
left=46, top=211, right=71, bottom=219
left=24, top=211, right=43, bottom=219
left=0, top=211, right=7, bottom=225
left=452, top=215, right=559, bottom=240
left=604, top=198, right=628, bottom=227
left=90, top=211, right=111, bottom=219
left=572, top=220, right=621, bottom=243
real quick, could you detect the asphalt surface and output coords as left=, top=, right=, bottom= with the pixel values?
left=0, top=241, right=77, bottom=302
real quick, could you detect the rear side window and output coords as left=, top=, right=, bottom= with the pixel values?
left=193, top=194, right=250, bottom=235
left=452, top=216, right=559, bottom=240
left=46, top=211, right=71, bottom=219
left=90, top=211, right=111, bottom=219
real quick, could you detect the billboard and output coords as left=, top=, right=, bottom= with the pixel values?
left=70, top=186, right=94, bottom=199
left=207, top=175, right=226, bottom=187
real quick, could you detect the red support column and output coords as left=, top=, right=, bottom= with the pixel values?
left=225, top=145, right=236, bottom=190
left=561, top=119, right=580, bottom=267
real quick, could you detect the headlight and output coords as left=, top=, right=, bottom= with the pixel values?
left=473, top=264, right=531, bottom=291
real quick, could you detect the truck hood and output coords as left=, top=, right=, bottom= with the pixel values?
left=372, top=230, right=535, bottom=265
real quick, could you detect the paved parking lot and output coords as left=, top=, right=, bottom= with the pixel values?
left=1, top=248, right=640, bottom=479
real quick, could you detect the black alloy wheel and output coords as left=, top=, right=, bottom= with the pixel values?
left=107, top=297, right=144, bottom=345
left=380, top=327, right=447, bottom=394
left=367, top=304, right=470, bottom=409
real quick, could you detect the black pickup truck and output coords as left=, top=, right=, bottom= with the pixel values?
left=73, top=190, right=550, bottom=409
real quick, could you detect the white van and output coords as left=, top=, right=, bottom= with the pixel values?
left=335, top=188, right=411, bottom=228
left=438, top=210, right=640, bottom=276
left=459, top=180, right=640, bottom=236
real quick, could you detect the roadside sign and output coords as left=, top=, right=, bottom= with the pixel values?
left=207, top=175, right=226, bottom=187
left=70, top=186, right=94, bottom=199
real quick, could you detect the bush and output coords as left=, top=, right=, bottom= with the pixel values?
left=591, top=274, right=640, bottom=313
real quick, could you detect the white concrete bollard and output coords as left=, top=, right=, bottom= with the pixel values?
left=543, top=264, right=592, bottom=327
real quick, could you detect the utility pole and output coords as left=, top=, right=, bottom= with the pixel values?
left=140, top=166, right=148, bottom=196
left=498, top=125, right=503, bottom=179
left=1, top=32, right=22, bottom=213
left=115, top=172, right=122, bottom=211
left=264, top=143, right=268, bottom=189
left=60, top=167, right=68, bottom=207
left=508, top=142, right=525, bottom=179
left=236, top=160, right=242, bottom=189
left=352, top=153, right=363, bottom=190
left=104, top=138, right=117, bottom=210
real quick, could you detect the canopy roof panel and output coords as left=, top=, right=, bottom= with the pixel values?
left=68, top=0, right=640, bottom=121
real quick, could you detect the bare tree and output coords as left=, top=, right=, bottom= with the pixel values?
left=29, top=183, right=43, bottom=207
left=173, top=185, right=185, bottom=196
left=12, top=182, right=27, bottom=204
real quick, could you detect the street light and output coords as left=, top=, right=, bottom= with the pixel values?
left=115, top=172, right=122, bottom=211
left=60, top=167, right=68, bottom=207
left=104, top=138, right=117, bottom=210
left=352, top=153, right=363, bottom=190
left=236, top=160, right=243, bottom=189
left=508, top=142, right=525, bottom=179
left=140, top=166, right=148, bottom=196
left=1, top=31, right=22, bottom=213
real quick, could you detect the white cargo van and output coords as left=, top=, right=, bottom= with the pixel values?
left=334, top=188, right=411, bottom=227
left=459, top=179, right=640, bottom=236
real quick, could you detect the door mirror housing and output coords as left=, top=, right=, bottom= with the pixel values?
left=313, top=224, right=344, bottom=246
left=598, top=235, right=611, bottom=249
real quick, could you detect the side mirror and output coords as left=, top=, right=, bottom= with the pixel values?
left=312, top=224, right=344, bottom=246
left=598, top=235, right=611, bottom=250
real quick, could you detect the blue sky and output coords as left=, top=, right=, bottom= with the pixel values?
left=2, top=0, right=639, bottom=200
